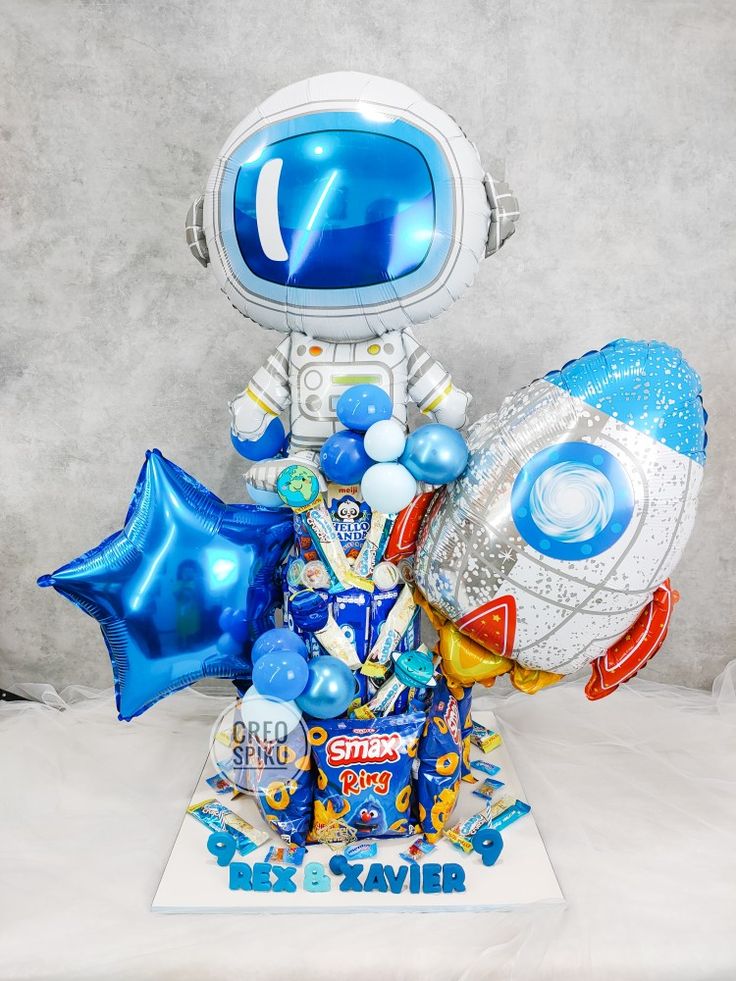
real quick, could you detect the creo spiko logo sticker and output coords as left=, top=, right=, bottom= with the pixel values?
left=511, top=442, right=634, bottom=560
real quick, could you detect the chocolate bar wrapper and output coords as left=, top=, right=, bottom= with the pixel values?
left=470, top=720, right=502, bottom=754
left=361, top=585, right=417, bottom=678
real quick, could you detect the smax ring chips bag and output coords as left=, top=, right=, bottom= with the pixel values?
left=417, top=676, right=464, bottom=842
left=308, top=714, right=424, bottom=842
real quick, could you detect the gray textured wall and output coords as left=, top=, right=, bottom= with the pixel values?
left=2, top=0, right=734, bottom=694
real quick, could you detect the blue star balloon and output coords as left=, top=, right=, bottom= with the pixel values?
left=37, top=450, right=293, bottom=720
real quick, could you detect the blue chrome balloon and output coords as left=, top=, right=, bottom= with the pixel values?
left=251, top=626, right=308, bottom=663
left=336, top=385, right=393, bottom=432
left=252, top=649, right=310, bottom=701
left=319, top=430, right=372, bottom=484
left=231, top=417, right=287, bottom=460
left=37, top=450, right=293, bottom=720
left=295, top=655, right=357, bottom=719
left=400, top=424, right=469, bottom=484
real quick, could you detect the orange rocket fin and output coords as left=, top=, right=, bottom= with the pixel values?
left=585, top=580, right=677, bottom=701
left=384, top=490, right=437, bottom=563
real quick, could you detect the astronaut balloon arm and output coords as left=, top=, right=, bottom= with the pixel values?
left=229, top=336, right=292, bottom=441
left=403, top=331, right=472, bottom=429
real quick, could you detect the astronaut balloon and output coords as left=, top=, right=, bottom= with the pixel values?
left=185, top=71, right=518, bottom=492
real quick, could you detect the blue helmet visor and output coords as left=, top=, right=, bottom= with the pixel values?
left=233, top=128, right=436, bottom=290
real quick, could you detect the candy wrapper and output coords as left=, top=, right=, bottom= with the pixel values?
left=470, top=720, right=502, bottom=754
left=472, top=776, right=505, bottom=800
left=205, top=772, right=234, bottom=795
left=400, top=836, right=437, bottom=864
left=344, top=840, right=378, bottom=860
left=265, top=843, right=306, bottom=866
left=491, top=796, right=531, bottom=831
left=353, top=512, right=395, bottom=579
left=308, top=713, right=423, bottom=842
left=470, top=759, right=501, bottom=777
left=416, top=676, right=464, bottom=843
left=361, top=585, right=417, bottom=678
left=187, top=799, right=269, bottom=856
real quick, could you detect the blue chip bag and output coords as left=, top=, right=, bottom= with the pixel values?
left=232, top=703, right=314, bottom=847
left=442, top=673, right=474, bottom=780
left=308, top=713, right=423, bottom=842
left=416, top=676, right=464, bottom=842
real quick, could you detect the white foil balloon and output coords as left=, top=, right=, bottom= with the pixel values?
left=414, top=339, right=707, bottom=699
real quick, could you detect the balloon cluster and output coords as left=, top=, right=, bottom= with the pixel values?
left=320, top=384, right=469, bottom=514
left=247, top=626, right=356, bottom=723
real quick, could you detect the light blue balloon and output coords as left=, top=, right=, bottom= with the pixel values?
left=295, top=655, right=357, bottom=719
left=400, top=425, right=469, bottom=485
left=246, top=484, right=286, bottom=508
left=360, top=462, right=417, bottom=515
left=363, top=419, right=407, bottom=462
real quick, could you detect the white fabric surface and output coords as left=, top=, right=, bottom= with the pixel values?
left=2, top=667, right=735, bottom=981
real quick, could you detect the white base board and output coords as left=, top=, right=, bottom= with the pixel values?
left=152, top=710, right=564, bottom=913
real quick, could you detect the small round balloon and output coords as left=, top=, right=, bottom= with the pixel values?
left=320, top=430, right=372, bottom=484
left=252, top=627, right=308, bottom=663
left=361, top=463, right=417, bottom=515
left=336, top=384, right=393, bottom=432
left=400, top=424, right=469, bottom=484
left=363, top=419, right=407, bottom=462
left=252, top=650, right=310, bottom=701
left=246, top=484, right=286, bottom=508
left=240, top=686, right=302, bottom=737
left=295, top=655, right=357, bottom=719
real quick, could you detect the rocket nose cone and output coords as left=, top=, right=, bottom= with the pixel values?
left=545, top=339, right=706, bottom=465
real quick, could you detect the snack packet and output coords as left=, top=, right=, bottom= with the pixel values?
left=470, top=759, right=501, bottom=777
left=472, top=776, right=505, bottom=800
left=308, top=713, right=423, bottom=842
left=265, top=843, right=306, bottom=866
left=187, top=799, right=269, bottom=856
left=470, top=720, right=502, bottom=753
left=416, top=676, right=464, bottom=843
left=399, top=836, right=437, bottom=864
left=233, top=705, right=315, bottom=847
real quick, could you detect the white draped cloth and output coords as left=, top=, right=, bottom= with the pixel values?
left=2, top=665, right=735, bottom=980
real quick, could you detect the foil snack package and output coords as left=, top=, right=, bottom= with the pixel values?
left=416, top=676, right=464, bottom=843
left=308, top=713, right=424, bottom=842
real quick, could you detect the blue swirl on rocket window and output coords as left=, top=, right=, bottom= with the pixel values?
left=511, top=443, right=635, bottom=560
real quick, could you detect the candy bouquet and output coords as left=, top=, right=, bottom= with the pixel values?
left=38, top=71, right=707, bottom=889
left=222, top=383, right=508, bottom=853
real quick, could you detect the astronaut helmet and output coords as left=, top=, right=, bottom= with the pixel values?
left=187, top=72, right=518, bottom=343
